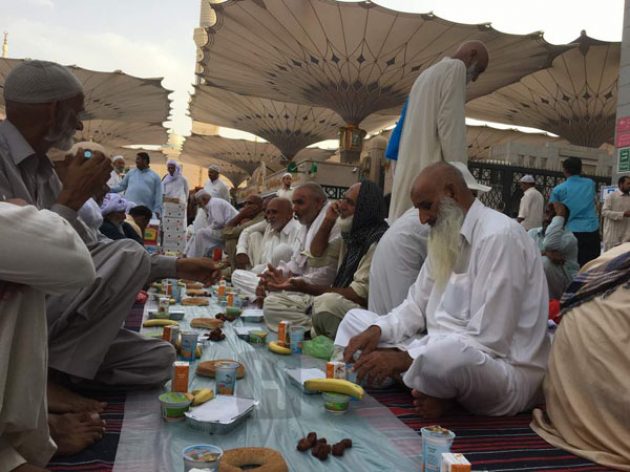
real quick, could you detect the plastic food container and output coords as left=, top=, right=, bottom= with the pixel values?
left=249, top=330, right=268, bottom=345
left=182, top=444, right=223, bottom=471
left=224, top=307, right=242, bottom=321
left=159, top=392, right=191, bottom=422
left=322, top=392, right=350, bottom=415
left=185, top=396, right=257, bottom=434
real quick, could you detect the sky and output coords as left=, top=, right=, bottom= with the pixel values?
left=1, top=0, right=625, bottom=143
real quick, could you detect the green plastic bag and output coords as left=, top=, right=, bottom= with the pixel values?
left=302, top=335, right=334, bottom=360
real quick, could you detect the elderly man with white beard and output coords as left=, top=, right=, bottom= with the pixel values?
left=336, top=162, right=550, bottom=419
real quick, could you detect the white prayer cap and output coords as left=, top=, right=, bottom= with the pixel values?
left=520, top=174, right=536, bottom=184
left=282, top=172, right=292, bottom=179
left=208, top=164, right=221, bottom=173
left=448, top=161, right=492, bottom=193
left=3, top=60, right=84, bottom=104
left=195, top=189, right=210, bottom=200
left=112, top=155, right=125, bottom=163
left=100, top=193, right=128, bottom=215
left=65, top=141, right=108, bottom=158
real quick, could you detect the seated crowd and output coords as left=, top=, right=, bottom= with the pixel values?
left=1, top=59, right=627, bottom=472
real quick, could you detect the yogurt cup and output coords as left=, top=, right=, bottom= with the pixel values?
left=290, top=326, right=305, bottom=354
left=322, top=392, right=350, bottom=415
left=182, top=444, right=223, bottom=472
left=159, top=392, right=191, bottom=422
left=215, top=361, right=239, bottom=395
left=157, top=297, right=171, bottom=319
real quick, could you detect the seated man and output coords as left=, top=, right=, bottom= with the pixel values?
left=0, top=60, right=222, bottom=405
left=99, top=193, right=144, bottom=244
left=0, top=201, right=103, bottom=469
left=185, top=189, right=238, bottom=258
left=338, top=163, right=550, bottom=418
left=532, top=245, right=630, bottom=470
left=369, top=161, right=490, bottom=315
left=260, top=183, right=341, bottom=331
left=231, top=197, right=301, bottom=297
left=222, top=194, right=265, bottom=270
left=528, top=202, right=579, bottom=299
left=127, top=205, right=152, bottom=242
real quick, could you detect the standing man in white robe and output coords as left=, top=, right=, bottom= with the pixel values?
left=185, top=189, right=238, bottom=258
left=388, top=41, right=489, bottom=222
left=161, top=159, right=189, bottom=204
left=276, top=172, right=294, bottom=200
left=107, top=155, right=125, bottom=189
left=0, top=202, right=100, bottom=470
left=203, top=164, right=230, bottom=202
left=338, top=163, right=549, bottom=418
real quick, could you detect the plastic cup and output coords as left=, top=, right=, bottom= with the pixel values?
left=180, top=331, right=198, bottom=361
left=421, top=426, right=456, bottom=472
left=157, top=297, right=170, bottom=319
left=215, top=361, right=239, bottom=395
left=159, top=392, right=191, bottom=422
left=322, top=392, right=350, bottom=415
left=289, top=326, right=305, bottom=354
left=182, top=444, right=223, bottom=472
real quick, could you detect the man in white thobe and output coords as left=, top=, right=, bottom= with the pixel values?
left=388, top=41, right=489, bottom=222
left=107, top=155, right=125, bottom=189
left=602, top=175, right=630, bottom=251
left=161, top=159, right=189, bottom=204
left=0, top=60, right=221, bottom=398
left=517, top=175, right=544, bottom=230
left=203, top=164, right=230, bottom=202
left=276, top=172, right=294, bottom=200
left=260, top=183, right=341, bottom=331
left=232, top=197, right=301, bottom=298
left=185, top=189, right=238, bottom=258
left=0, top=202, right=97, bottom=470
left=339, top=163, right=550, bottom=418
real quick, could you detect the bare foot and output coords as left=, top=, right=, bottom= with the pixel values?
left=47, top=382, right=107, bottom=414
left=411, top=389, right=455, bottom=419
left=48, top=412, right=106, bottom=456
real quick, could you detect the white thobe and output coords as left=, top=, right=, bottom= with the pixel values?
left=518, top=187, right=544, bottom=230
left=336, top=200, right=550, bottom=416
left=389, top=57, right=468, bottom=222
left=0, top=204, right=95, bottom=469
left=107, top=170, right=123, bottom=190
left=602, top=191, right=630, bottom=250
left=162, top=175, right=189, bottom=204
left=276, top=187, right=294, bottom=201
left=232, top=218, right=302, bottom=297
left=368, top=208, right=429, bottom=315
left=185, top=198, right=238, bottom=257
left=203, top=178, right=230, bottom=202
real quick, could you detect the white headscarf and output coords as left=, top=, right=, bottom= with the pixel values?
left=163, top=159, right=182, bottom=184
left=100, top=193, right=128, bottom=216
left=78, top=198, right=104, bottom=230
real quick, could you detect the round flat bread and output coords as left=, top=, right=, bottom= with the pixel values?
left=196, top=359, right=246, bottom=379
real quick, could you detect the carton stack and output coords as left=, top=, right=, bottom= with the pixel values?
left=162, top=200, right=187, bottom=254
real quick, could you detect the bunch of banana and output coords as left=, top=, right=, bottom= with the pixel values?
left=185, top=388, right=215, bottom=406
left=143, top=319, right=179, bottom=328
left=303, top=378, right=365, bottom=400
left=268, top=341, right=291, bottom=355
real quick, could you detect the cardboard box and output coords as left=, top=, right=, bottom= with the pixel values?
left=441, top=453, right=471, bottom=472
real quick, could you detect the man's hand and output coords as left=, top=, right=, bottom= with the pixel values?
left=343, top=325, right=381, bottom=363
left=235, top=253, right=251, bottom=270
left=353, top=350, right=413, bottom=385
left=324, top=201, right=340, bottom=223
left=55, top=149, right=112, bottom=211
left=545, top=250, right=565, bottom=265
left=259, top=264, right=290, bottom=291
left=175, top=258, right=221, bottom=285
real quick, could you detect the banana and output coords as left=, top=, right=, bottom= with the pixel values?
left=195, top=344, right=203, bottom=358
left=268, top=341, right=291, bottom=355
left=143, top=319, right=179, bottom=328
left=303, top=378, right=365, bottom=400
left=184, top=392, right=195, bottom=402
left=192, top=388, right=214, bottom=406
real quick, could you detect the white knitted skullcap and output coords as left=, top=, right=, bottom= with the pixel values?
left=3, top=60, right=83, bottom=104
left=208, top=164, right=221, bottom=173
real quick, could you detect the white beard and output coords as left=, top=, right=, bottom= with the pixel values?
left=338, top=215, right=354, bottom=233
left=44, top=108, right=77, bottom=151
left=427, top=197, right=464, bottom=290
left=465, top=61, right=478, bottom=87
